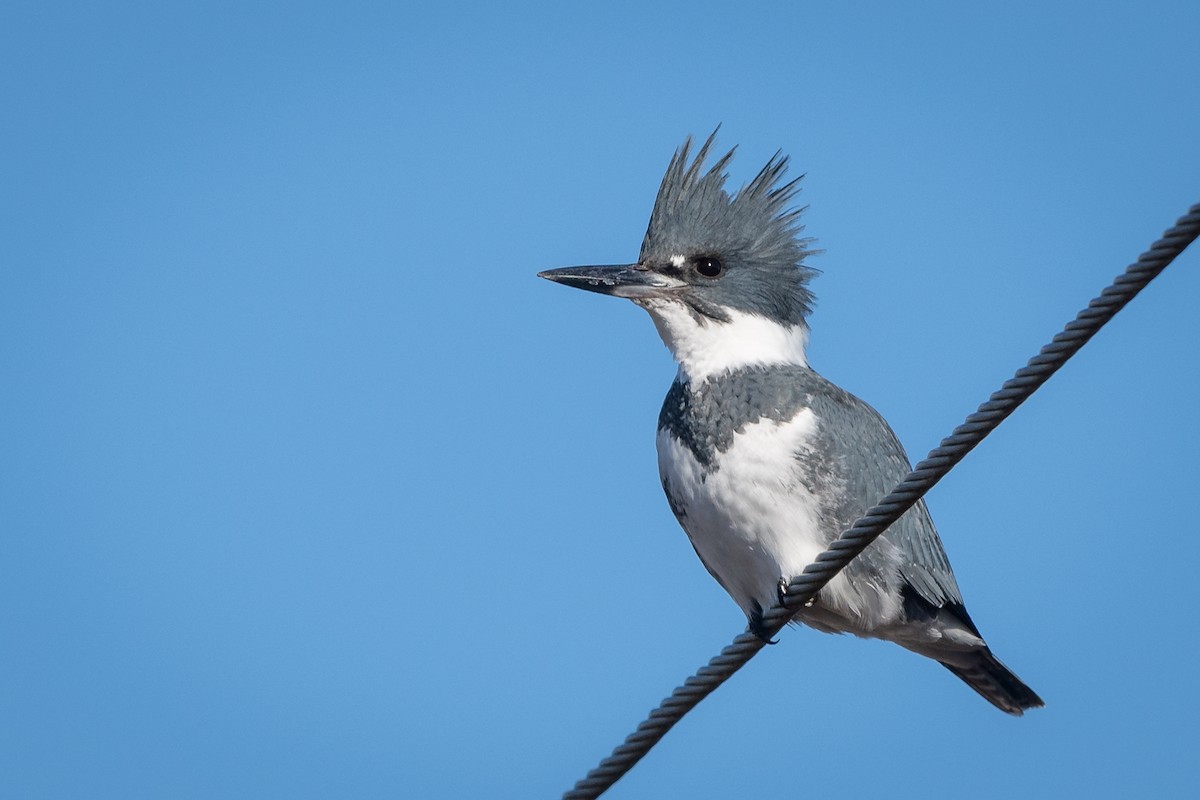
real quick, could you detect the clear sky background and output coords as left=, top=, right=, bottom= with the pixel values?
left=3, top=2, right=1199, bottom=798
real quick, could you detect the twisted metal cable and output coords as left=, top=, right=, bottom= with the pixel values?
left=564, top=201, right=1200, bottom=800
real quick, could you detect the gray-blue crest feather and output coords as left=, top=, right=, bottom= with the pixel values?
left=640, top=131, right=819, bottom=326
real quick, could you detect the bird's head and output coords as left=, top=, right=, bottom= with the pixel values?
left=540, top=132, right=819, bottom=382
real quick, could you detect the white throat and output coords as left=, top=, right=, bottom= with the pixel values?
left=639, top=300, right=809, bottom=383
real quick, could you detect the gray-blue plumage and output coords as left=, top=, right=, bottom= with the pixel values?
left=657, top=364, right=961, bottom=615
left=539, top=132, right=1042, bottom=715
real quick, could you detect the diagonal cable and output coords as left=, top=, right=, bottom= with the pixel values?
left=564, top=201, right=1200, bottom=800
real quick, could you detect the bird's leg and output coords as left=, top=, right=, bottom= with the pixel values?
left=779, top=576, right=816, bottom=609
left=747, top=601, right=779, bottom=645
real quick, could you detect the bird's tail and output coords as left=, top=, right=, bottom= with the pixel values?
left=940, top=648, right=1044, bottom=716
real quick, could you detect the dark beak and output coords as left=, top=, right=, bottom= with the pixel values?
left=537, top=264, right=684, bottom=299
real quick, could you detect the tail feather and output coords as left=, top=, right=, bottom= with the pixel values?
left=941, top=648, right=1044, bottom=716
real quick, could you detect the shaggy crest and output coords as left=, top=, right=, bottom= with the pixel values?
left=640, top=131, right=818, bottom=326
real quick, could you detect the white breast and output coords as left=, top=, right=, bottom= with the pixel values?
left=657, top=407, right=829, bottom=618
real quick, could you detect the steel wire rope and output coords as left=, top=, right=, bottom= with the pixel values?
left=563, top=201, right=1200, bottom=799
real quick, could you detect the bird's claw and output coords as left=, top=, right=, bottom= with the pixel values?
left=779, top=577, right=816, bottom=609
left=748, top=604, right=779, bottom=645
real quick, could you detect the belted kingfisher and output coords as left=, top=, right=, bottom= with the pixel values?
left=539, top=133, right=1043, bottom=715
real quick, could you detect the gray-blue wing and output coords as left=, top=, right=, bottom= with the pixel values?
left=799, top=371, right=964, bottom=609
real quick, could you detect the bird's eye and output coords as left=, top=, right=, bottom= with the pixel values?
left=694, top=257, right=723, bottom=278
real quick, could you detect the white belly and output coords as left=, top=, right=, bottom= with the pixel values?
left=656, top=408, right=830, bottom=618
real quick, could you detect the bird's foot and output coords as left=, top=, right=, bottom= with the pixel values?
left=748, top=602, right=778, bottom=645
left=777, top=577, right=815, bottom=610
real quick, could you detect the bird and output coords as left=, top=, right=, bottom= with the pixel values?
left=538, top=132, right=1043, bottom=715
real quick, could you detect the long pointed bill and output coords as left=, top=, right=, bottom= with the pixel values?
left=537, top=264, right=685, bottom=299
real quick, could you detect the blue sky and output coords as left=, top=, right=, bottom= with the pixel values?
left=3, top=2, right=1199, bottom=798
